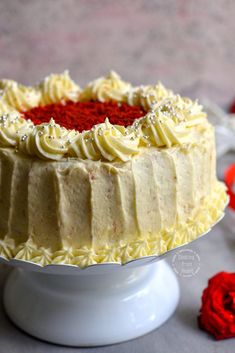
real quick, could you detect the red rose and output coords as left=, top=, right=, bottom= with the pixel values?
left=198, top=272, right=235, bottom=340
left=224, top=164, right=235, bottom=211
left=229, top=100, right=235, bottom=114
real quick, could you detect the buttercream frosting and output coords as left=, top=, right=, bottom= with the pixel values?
left=39, top=71, right=80, bottom=105
left=69, top=118, right=139, bottom=162
left=0, top=112, right=34, bottom=147
left=0, top=100, right=15, bottom=115
left=0, top=236, right=15, bottom=259
left=80, top=71, right=131, bottom=103
left=51, top=248, right=75, bottom=265
left=19, top=118, right=78, bottom=160
left=2, top=182, right=227, bottom=267
left=136, top=96, right=207, bottom=148
left=1, top=80, right=41, bottom=111
left=30, top=248, right=52, bottom=266
left=14, top=239, right=40, bottom=262
left=0, top=71, right=228, bottom=268
left=126, top=83, right=173, bottom=111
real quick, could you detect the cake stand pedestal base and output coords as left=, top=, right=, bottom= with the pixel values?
left=3, top=260, right=179, bottom=347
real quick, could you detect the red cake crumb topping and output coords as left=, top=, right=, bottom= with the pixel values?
left=23, top=101, right=145, bottom=131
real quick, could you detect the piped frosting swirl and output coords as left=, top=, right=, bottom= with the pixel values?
left=80, top=71, right=131, bottom=103
left=126, top=83, right=173, bottom=111
left=0, top=80, right=41, bottom=111
left=39, top=71, right=81, bottom=105
left=136, top=96, right=207, bottom=148
left=0, top=112, right=34, bottom=147
left=19, top=118, right=78, bottom=160
left=69, top=118, right=139, bottom=162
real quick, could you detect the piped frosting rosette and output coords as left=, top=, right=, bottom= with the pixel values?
left=68, top=118, right=139, bottom=162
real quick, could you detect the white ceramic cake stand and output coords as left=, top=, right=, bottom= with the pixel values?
left=1, top=213, right=226, bottom=347
left=4, top=259, right=179, bottom=346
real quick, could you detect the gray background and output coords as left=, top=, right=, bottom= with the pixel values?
left=0, top=1, right=235, bottom=352
left=0, top=0, right=235, bottom=107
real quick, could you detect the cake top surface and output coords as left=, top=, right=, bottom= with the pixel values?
left=0, top=70, right=208, bottom=162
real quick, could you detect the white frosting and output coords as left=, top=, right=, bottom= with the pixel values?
left=1, top=81, right=41, bottom=111
left=52, top=248, right=76, bottom=265
left=14, top=239, right=39, bottom=261
left=136, top=96, right=207, bottom=148
left=30, top=248, right=52, bottom=266
left=80, top=71, right=131, bottom=103
left=127, top=83, right=173, bottom=110
left=69, top=118, right=139, bottom=161
left=0, top=112, right=34, bottom=147
left=19, top=118, right=78, bottom=160
left=72, top=247, right=98, bottom=267
left=40, top=71, right=80, bottom=105
left=0, top=100, right=15, bottom=115
left=0, top=236, right=15, bottom=259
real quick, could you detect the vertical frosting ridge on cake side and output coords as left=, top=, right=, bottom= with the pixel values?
left=0, top=181, right=227, bottom=267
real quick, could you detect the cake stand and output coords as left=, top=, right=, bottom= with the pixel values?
left=2, top=214, right=226, bottom=347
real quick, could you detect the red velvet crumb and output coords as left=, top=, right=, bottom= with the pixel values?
left=23, top=101, right=145, bottom=131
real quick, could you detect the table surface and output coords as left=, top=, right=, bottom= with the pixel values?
left=0, top=153, right=234, bottom=353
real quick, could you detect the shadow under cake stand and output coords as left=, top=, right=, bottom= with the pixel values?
left=2, top=215, right=225, bottom=347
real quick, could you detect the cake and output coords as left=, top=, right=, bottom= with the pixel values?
left=0, top=71, right=227, bottom=267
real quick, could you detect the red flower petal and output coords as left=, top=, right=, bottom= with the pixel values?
left=198, top=272, right=235, bottom=340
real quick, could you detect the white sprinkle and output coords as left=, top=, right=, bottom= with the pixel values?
left=21, top=134, right=28, bottom=142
